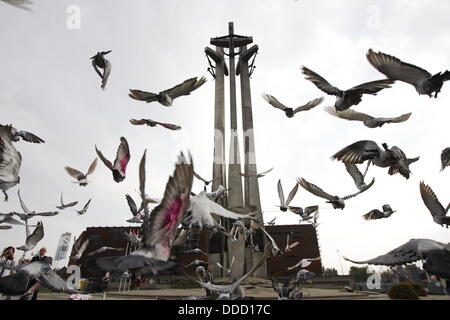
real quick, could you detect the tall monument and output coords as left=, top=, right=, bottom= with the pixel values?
left=205, top=22, right=265, bottom=279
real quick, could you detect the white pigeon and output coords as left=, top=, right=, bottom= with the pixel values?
left=287, top=257, right=321, bottom=270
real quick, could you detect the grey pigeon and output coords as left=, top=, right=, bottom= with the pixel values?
left=0, top=212, right=26, bottom=225
left=0, top=125, right=21, bottom=201
left=272, top=278, right=296, bottom=300
left=298, top=177, right=375, bottom=210
left=277, top=179, right=299, bottom=211
left=240, top=167, right=273, bottom=178
left=90, top=50, right=112, bottom=90
left=17, top=221, right=44, bottom=251
left=86, top=152, right=193, bottom=277
left=129, top=77, right=206, bottom=106
left=363, top=204, right=396, bottom=220
left=332, top=140, right=419, bottom=179
left=441, top=147, right=450, bottom=172
left=288, top=205, right=319, bottom=222
left=367, top=49, right=450, bottom=98
left=344, top=239, right=450, bottom=279
left=262, top=94, right=324, bottom=118
left=76, top=199, right=91, bottom=215
left=302, top=66, right=394, bottom=111
left=95, top=137, right=130, bottom=183
left=420, top=181, right=450, bottom=228
left=130, top=119, right=181, bottom=131
left=0, top=261, right=79, bottom=296
left=0, top=124, right=44, bottom=143
left=14, top=190, right=59, bottom=221
left=65, top=158, right=98, bottom=187
left=193, top=170, right=220, bottom=186
left=325, top=107, right=412, bottom=128
left=56, top=192, right=78, bottom=210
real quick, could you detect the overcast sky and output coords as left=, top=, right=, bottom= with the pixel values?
left=0, top=0, right=449, bottom=275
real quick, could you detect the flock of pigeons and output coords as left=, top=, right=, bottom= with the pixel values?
left=0, top=1, right=450, bottom=300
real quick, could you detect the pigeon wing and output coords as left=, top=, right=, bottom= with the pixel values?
left=18, top=221, right=44, bottom=251
left=297, top=178, right=335, bottom=201
left=366, top=49, right=431, bottom=86
left=17, top=189, right=31, bottom=213
left=38, top=267, right=78, bottom=294
left=16, top=130, right=45, bottom=144
left=64, top=166, right=85, bottom=180
left=95, top=146, right=114, bottom=171
left=345, top=163, right=365, bottom=189
left=344, top=239, right=424, bottom=266
left=0, top=125, right=22, bottom=181
left=347, top=79, right=394, bottom=95
left=101, top=59, right=111, bottom=90
left=325, top=106, right=374, bottom=122
left=113, top=137, right=131, bottom=175
left=277, top=180, right=285, bottom=206
left=293, top=97, right=324, bottom=114
left=420, top=181, right=446, bottom=219
left=142, top=153, right=193, bottom=261
left=262, top=94, right=287, bottom=111
left=440, top=148, right=450, bottom=171
left=128, top=90, right=159, bottom=103
left=302, top=66, right=343, bottom=97
left=332, top=140, right=382, bottom=164
left=163, top=77, right=207, bottom=100
left=342, top=178, right=375, bottom=200
left=285, top=183, right=299, bottom=206
left=86, top=158, right=98, bottom=176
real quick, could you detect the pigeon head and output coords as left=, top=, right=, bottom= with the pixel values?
left=328, top=199, right=345, bottom=210
left=284, top=108, right=294, bottom=118
left=112, top=170, right=125, bottom=183
left=158, top=93, right=173, bottom=106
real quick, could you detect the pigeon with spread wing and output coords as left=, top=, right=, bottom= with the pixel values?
left=0, top=125, right=22, bottom=201
left=65, top=158, right=98, bottom=187
left=130, top=119, right=181, bottom=131
left=420, top=181, right=450, bottom=228
left=129, top=77, right=206, bottom=106
left=90, top=50, right=112, bottom=90
left=95, top=137, right=130, bottom=183
left=262, top=94, right=324, bottom=118
left=302, top=66, right=394, bottom=111
left=277, top=180, right=299, bottom=212
left=325, top=107, right=411, bottom=128
left=363, top=204, right=396, bottom=221
left=367, top=49, right=450, bottom=98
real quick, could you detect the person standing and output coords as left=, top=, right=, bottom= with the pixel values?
left=28, top=247, right=53, bottom=300
left=0, top=247, right=17, bottom=300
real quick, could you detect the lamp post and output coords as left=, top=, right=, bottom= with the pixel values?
left=337, top=250, right=344, bottom=275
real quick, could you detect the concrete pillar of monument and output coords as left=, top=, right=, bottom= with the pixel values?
left=239, top=44, right=266, bottom=278
left=226, top=22, right=245, bottom=280
left=205, top=46, right=227, bottom=277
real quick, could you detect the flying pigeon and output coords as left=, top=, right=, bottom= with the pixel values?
left=325, top=107, right=412, bottom=128
left=187, top=192, right=256, bottom=229
left=367, top=49, right=450, bottom=98
left=0, top=212, right=26, bottom=225
left=363, top=204, right=396, bottom=220
left=288, top=205, right=319, bottom=222
left=284, top=233, right=299, bottom=253
left=277, top=180, right=299, bottom=212
left=295, top=269, right=316, bottom=284
left=287, top=257, right=321, bottom=270
left=76, top=199, right=91, bottom=215
left=193, top=170, right=220, bottom=187
left=262, top=94, right=324, bottom=118
left=419, top=181, right=450, bottom=228
left=17, top=221, right=44, bottom=251
left=85, top=152, right=193, bottom=277
left=65, top=158, right=97, bottom=187
left=441, top=147, right=450, bottom=172
left=0, top=225, right=12, bottom=230
left=0, top=261, right=80, bottom=297
left=195, top=244, right=270, bottom=300
left=344, top=239, right=450, bottom=279
left=239, top=167, right=273, bottom=178
left=298, top=177, right=375, bottom=210
left=266, top=217, right=276, bottom=226
left=14, top=190, right=59, bottom=221
left=332, top=140, right=419, bottom=180
left=302, top=66, right=394, bottom=111
left=90, top=50, right=112, bottom=90
left=0, top=124, right=44, bottom=143
left=95, top=137, right=130, bottom=183
left=56, top=192, right=78, bottom=210
left=0, top=125, right=21, bottom=201
left=260, top=228, right=283, bottom=256
left=129, top=119, right=181, bottom=131
left=129, top=77, right=207, bottom=106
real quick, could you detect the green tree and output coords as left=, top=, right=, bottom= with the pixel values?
left=321, top=267, right=338, bottom=277
left=349, top=266, right=371, bottom=282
